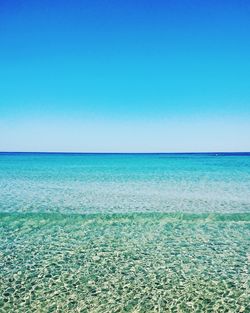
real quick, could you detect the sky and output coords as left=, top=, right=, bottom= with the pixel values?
left=0, top=0, right=250, bottom=152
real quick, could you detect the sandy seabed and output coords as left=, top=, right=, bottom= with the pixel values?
left=0, top=212, right=249, bottom=313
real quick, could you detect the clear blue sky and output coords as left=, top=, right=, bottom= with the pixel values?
left=0, top=0, right=250, bottom=152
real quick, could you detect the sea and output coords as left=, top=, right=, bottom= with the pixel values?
left=0, top=152, right=249, bottom=312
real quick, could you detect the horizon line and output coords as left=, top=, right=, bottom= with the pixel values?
left=0, top=151, right=250, bottom=155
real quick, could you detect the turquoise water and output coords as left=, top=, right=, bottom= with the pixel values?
left=0, top=153, right=250, bottom=312
left=1, top=153, right=250, bottom=214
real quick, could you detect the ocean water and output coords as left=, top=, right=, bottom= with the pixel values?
left=0, top=153, right=250, bottom=312
left=1, top=152, right=250, bottom=214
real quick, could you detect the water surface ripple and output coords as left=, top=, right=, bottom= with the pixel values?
left=0, top=153, right=249, bottom=312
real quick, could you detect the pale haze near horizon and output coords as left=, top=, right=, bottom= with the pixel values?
left=1, top=116, right=249, bottom=152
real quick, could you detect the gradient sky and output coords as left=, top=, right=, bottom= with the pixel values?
left=0, top=0, right=250, bottom=152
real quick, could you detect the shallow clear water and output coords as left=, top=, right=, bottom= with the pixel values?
left=0, top=153, right=250, bottom=312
